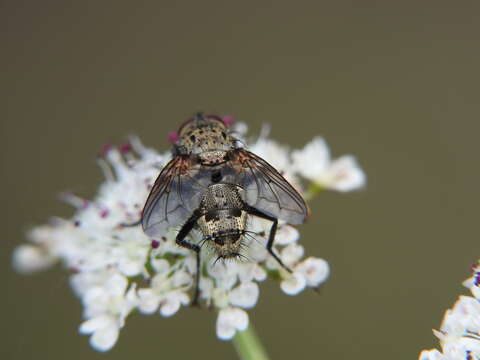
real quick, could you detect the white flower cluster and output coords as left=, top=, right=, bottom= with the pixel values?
left=13, top=121, right=365, bottom=351
left=419, top=261, right=480, bottom=360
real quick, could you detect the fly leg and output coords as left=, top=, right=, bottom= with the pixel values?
left=244, top=206, right=292, bottom=273
left=175, top=212, right=202, bottom=306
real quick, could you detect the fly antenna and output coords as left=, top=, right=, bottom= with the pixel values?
left=194, top=112, right=205, bottom=122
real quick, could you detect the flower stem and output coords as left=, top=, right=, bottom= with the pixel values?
left=304, top=182, right=324, bottom=200
left=232, top=325, right=270, bottom=360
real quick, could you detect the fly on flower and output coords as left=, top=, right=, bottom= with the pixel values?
left=140, top=113, right=309, bottom=303
left=15, top=113, right=355, bottom=350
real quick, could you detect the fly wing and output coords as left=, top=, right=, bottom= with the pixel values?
left=230, top=149, right=308, bottom=225
left=141, top=156, right=208, bottom=238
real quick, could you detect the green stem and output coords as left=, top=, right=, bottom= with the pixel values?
left=304, top=182, right=324, bottom=200
left=232, top=324, right=270, bottom=360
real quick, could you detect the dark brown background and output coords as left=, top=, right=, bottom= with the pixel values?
left=3, top=1, right=480, bottom=359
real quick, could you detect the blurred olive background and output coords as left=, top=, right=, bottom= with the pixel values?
left=2, top=1, right=480, bottom=359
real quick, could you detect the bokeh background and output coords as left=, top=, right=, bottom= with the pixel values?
left=3, top=1, right=480, bottom=359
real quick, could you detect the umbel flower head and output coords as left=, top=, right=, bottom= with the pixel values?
left=419, top=260, right=480, bottom=360
left=13, top=117, right=365, bottom=352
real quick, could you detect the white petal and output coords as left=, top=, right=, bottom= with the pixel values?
left=275, top=226, right=300, bottom=246
left=443, top=337, right=480, bottom=359
left=250, top=137, right=290, bottom=173
left=296, top=258, right=330, bottom=287
left=171, top=270, right=192, bottom=287
left=237, top=264, right=267, bottom=283
left=82, top=288, right=110, bottom=317
left=137, top=289, right=161, bottom=314
left=321, top=155, right=366, bottom=192
left=212, top=287, right=230, bottom=309
left=160, top=292, right=189, bottom=317
left=472, top=286, right=480, bottom=300
left=151, top=258, right=170, bottom=274
left=183, top=257, right=197, bottom=275
left=208, top=262, right=239, bottom=290
left=159, top=298, right=181, bottom=317
left=118, top=259, right=144, bottom=277
left=440, top=296, right=480, bottom=337
left=104, top=272, right=128, bottom=297
left=70, top=271, right=111, bottom=298
left=216, top=319, right=235, bottom=340
left=79, top=314, right=114, bottom=334
left=125, top=284, right=139, bottom=306
left=252, top=264, right=267, bottom=282
left=463, top=277, right=475, bottom=290
left=199, top=277, right=214, bottom=300
left=291, top=136, right=330, bottom=180
left=237, top=264, right=255, bottom=283
left=232, top=122, right=248, bottom=137
left=229, top=282, right=259, bottom=309
left=150, top=272, right=169, bottom=291
left=280, top=243, right=304, bottom=266
left=418, top=349, right=444, bottom=360
left=280, top=272, right=307, bottom=295
left=118, top=286, right=138, bottom=326
left=129, top=135, right=164, bottom=164
left=12, top=245, right=56, bottom=274
left=216, top=308, right=249, bottom=340
left=90, top=324, right=120, bottom=352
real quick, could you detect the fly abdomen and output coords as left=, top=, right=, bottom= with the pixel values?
left=203, top=209, right=244, bottom=233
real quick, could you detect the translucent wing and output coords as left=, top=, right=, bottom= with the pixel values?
left=141, top=156, right=209, bottom=238
left=230, top=149, right=308, bottom=225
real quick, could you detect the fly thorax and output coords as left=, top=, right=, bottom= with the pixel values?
left=198, top=150, right=228, bottom=166
left=202, top=184, right=245, bottom=212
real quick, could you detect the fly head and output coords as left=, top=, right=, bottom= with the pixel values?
left=176, top=113, right=236, bottom=160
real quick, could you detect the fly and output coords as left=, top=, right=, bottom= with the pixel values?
left=140, top=113, right=308, bottom=304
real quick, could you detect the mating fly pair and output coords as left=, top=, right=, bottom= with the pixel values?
left=140, top=114, right=308, bottom=304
